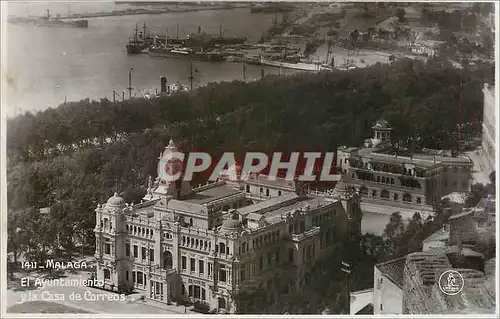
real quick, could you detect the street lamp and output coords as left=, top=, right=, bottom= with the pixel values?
left=128, top=68, right=134, bottom=99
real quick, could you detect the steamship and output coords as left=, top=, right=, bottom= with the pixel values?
left=149, top=45, right=225, bottom=62
left=8, top=10, right=88, bottom=28
left=126, top=23, right=153, bottom=54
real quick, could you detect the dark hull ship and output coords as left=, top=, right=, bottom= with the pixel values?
left=8, top=10, right=88, bottom=28
left=126, top=23, right=153, bottom=55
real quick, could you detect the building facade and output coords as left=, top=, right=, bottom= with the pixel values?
left=94, top=140, right=362, bottom=313
left=337, top=119, right=473, bottom=213
left=372, top=257, right=405, bottom=314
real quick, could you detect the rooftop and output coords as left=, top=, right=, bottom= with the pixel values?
left=245, top=173, right=296, bottom=190
left=183, top=183, right=242, bottom=205
left=237, top=192, right=300, bottom=217
left=355, top=148, right=471, bottom=168
left=350, top=289, right=373, bottom=315
left=263, top=196, right=335, bottom=223
left=422, top=227, right=450, bottom=244
left=375, top=256, right=406, bottom=288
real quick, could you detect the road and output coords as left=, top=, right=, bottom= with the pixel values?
left=6, top=271, right=186, bottom=314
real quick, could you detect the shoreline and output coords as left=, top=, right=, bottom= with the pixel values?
left=11, top=5, right=251, bottom=21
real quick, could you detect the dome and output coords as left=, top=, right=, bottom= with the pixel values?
left=106, top=192, right=125, bottom=207
left=220, top=219, right=242, bottom=234
left=334, top=175, right=353, bottom=196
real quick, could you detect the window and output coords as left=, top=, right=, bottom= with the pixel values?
left=240, top=269, right=246, bottom=282
left=133, top=271, right=136, bottom=283
left=149, top=249, right=154, bottom=262
left=219, top=269, right=227, bottom=282
left=393, top=193, right=399, bottom=201
left=104, top=242, right=111, bottom=255
left=103, top=269, right=110, bottom=280
left=372, top=190, right=377, bottom=197
left=226, top=247, right=229, bottom=254
left=208, top=262, right=212, bottom=276
left=246, top=185, right=250, bottom=192
left=125, top=243, right=130, bottom=257
left=266, top=188, right=270, bottom=196
left=181, top=256, right=187, bottom=270
left=417, top=197, right=422, bottom=204
left=125, top=271, right=129, bottom=280
left=163, top=251, right=173, bottom=269
left=141, top=247, right=146, bottom=260
left=260, top=187, right=263, bottom=193
left=137, top=271, right=143, bottom=284
left=133, top=245, right=138, bottom=258
left=219, top=243, right=226, bottom=254
left=278, top=191, right=282, bottom=196
left=199, top=260, right=204, bottom=275
left=189, top=218, right=193, bottom=227
left=190, top=258, right=196, bottom=272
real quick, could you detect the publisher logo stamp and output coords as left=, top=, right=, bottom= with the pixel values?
left=438, top=270, right=464, bottom=295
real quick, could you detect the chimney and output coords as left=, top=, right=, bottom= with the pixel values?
left=160, top=76, right=167, bottom=93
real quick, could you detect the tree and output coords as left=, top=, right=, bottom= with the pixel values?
left=396, top=8, right=406, bottom=23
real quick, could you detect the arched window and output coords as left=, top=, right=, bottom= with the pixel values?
left=189, top=218, right=193, bottom=227
left=219, top=242, right=226, bottom=254
left=163, top=251, right=173, bottom=269
left=260, top=187, right=263, bottom=193
left=393, top=193, right=399, bottom=201
left=265, top=188, right=270, bottom=197
left=381, top=177, right=385, bottom=183
left=246, top=185, right=250, bottom=193
left=377, top=176, right=380, bottom=183
left=372, top=190, right=377, bottom=197
left=403, top=193, right=412, bottom=202
left=360, top=186, right=368, bottom=196
left=278, top=191, right=282, bottom=196
left=218, top=297, right=226, bottom=310
left=416, top=197, right=422, bottom=204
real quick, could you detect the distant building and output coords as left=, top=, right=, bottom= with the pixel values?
left=372, top=257, right=405, bottom=314
left=410, top=39, right=445, bottom=57
left=480, top=83, right=496, bottom=175
left=94, top=140, right=362, bottom=313
left=337, top=119, right=473, bottom=217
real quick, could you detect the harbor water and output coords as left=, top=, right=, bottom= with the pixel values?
left=4, top=2, right=298, bottom=117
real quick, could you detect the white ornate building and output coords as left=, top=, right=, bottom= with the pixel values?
left=94, top=140, right=362, bottom=313
left=337, top=119, right=473, bottom=217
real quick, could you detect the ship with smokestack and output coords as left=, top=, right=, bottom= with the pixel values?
left=126, top=23, right=153, bottom=54
left=8, top=10, right=88, bottom=28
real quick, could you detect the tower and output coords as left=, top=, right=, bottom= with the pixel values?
left=94, top=192, right=130, bottom=292
left=154, top=139, right=192, bottom=200
left=372, top=118, right=392, bottom=143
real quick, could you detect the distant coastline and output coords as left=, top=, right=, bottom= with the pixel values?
left=9, top=4, right=251, bottom=21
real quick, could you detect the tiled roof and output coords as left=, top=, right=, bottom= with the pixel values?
left=375, top=256, right=406, bottom=288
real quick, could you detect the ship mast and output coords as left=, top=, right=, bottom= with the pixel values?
left=189, top=62, right=194, bottom=91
